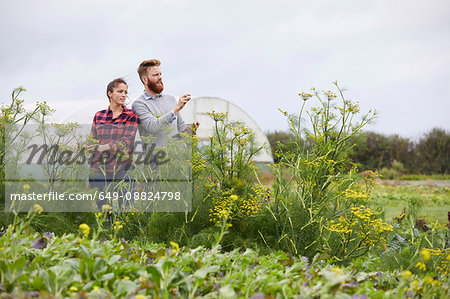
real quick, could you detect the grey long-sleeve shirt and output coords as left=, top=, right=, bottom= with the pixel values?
left=132, top=92, right=186, bottom=147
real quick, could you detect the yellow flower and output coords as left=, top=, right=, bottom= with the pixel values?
left=420, top=248, right=431, bottom=262
left=136, top=295, right=147, bottom=299
left=229, top=194, right=239, bottom=201
left=102, top=204, right=112, bottom=212
left=69, top=286, right=78, bottom=292
left=79, top=223, right=90, bottom=238
left=33, top=204, right=43, bottom=214
left=298, top=92, right=313, bottom=101
left=113, top=221, right=123, bottom=230
left=123, top=276, right=130, bottom=280
left=93, top=285, right=101, bottom=294
left=23, top=184, right=30, bottom=191
left=170, top=241, right=180, bottom=253
left=415, top=262, right=426, bottom=271
left=400, top=270, right=412, bottom=280
left=412, top=279, right=421, bottom=291
left=331, top=267, right=344, bottom=274
left=424, top=276, right=435, bottom=286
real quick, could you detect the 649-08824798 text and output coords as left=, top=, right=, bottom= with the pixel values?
left=97, top=191, right=181, bottom=201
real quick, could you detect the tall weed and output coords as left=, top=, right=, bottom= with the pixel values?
left=268, top=82, right=392, bottom=261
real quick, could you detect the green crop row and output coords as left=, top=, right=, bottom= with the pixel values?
left=1, top=212, right=449, bottom=298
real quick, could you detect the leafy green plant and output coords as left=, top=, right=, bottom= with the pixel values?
left=1, top=88, right=54, bottom=196
left=145, top=112, right=269, bottom=248
left=267, top=82, right=385, bottom=260
left=203, top=111, right=263, bottom=186
left=1, top=212, right=449, bottom=298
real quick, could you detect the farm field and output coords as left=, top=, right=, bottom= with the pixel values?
left=1, top=86, right=449, bottom=298
left=372, top=183, right=450, bottom=224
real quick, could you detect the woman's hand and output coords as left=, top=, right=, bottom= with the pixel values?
left=86, top=143, right=111, bottom=152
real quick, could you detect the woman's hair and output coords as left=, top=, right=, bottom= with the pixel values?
left=106, top=78, right=127, bottom=100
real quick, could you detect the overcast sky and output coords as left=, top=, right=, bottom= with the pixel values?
left=1, top=0, right=449, bottom=138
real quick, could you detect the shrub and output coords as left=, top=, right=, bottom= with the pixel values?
left=265, top=82, right=395, bottom=261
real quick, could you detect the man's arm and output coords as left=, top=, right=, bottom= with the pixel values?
left=132, top=99, right=176, bottom=134
left=174, top=94, right=190, bottom=132
left=173, top=94, right=191, bottom=116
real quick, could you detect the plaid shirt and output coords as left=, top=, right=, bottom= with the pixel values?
left=90, top=106, right=138, bottom=174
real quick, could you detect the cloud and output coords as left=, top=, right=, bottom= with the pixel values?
left=1, top=0, right=449, bottom=137
left=279, top=3, right=383, bottom=37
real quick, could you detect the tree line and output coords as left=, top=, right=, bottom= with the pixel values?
left=266, top=127, right=449, bottom=175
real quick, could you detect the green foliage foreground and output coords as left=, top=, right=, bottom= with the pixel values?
left=1, top=212, right=449, bottom=298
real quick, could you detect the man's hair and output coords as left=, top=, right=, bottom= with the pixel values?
left=106, top=78, right=127, bottom=100
left=137, top=59, right=161, bottom=83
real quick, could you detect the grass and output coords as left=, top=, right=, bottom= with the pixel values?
left=258, top=169, right=450, bottom=224
left=399, top=174, right=450, bottom=181
left=372, top=183, right=450, bottom=224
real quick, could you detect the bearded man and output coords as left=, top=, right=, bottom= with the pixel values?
left=132, top=59, right=191, bottom=147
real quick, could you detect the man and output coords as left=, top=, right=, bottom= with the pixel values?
left=132, top=59, right=191, bottom=147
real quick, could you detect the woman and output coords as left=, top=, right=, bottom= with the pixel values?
left=87, top=78, right=138, bottom=210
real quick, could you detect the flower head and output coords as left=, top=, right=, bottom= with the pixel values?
left=400, top=270, right=412, bottom=280
left=323, top=90, right=337, bottom=100
left=420, top=248, right=431, bottom=262
left=79, top=223, right=90, bottom=238
left=170, top=241, right=180, bottom=253
left=102, top=204, right=112, bottom=212
left=424, top=276, right=435, bottom=286
left=415, top=261, right=426, bottom=271
left=331, top=267, right=344, bottom=275
left=229, top=194, right=239, bottom=201
left=207, top=110, right=228, bottom=121
left=33, top=204, right=43, bottom=214
left=412, top=279, right=421, bottom=291
left=113, top=221, right=123, bottom=230
left=298, top=92, right=313, bottom=101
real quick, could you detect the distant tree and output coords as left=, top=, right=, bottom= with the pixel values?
left=414, top=128, right=450, bottom=174
left=351, top=132, right=391, bottom=170
left=352, top=132, right=412, bottom=171
left=385, top=134, right=413, bottom=172
left=271, top=128, right=449, bottom=175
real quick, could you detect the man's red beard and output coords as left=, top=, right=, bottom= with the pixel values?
left=147, top=80, right=164, bottom=94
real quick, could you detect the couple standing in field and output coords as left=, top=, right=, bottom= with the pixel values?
left=87, top=59, right=192, bottom=208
